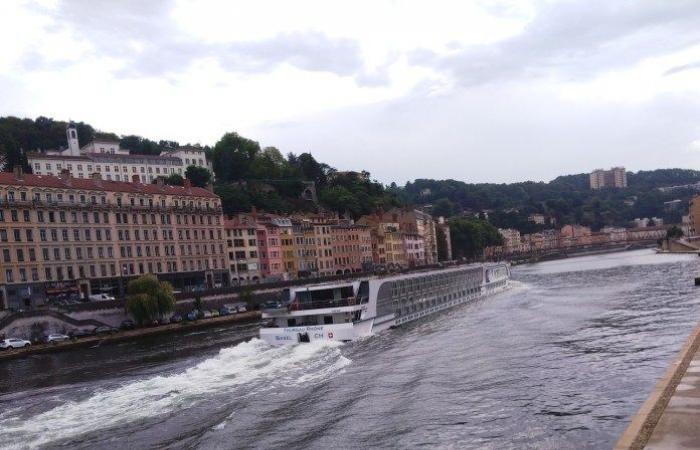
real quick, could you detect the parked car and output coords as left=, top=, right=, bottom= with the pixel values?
left=158, top=317, right=171, bottom=325
left=202, top=310, right=213, bottom=319
left=261, top=301, right=282, bottom=310
left=89, top=293, right=116, bottom=302
left=0, top=338, right=31, bottom=349
left=231, top=302, right=248, bottom=313
left=211, top=310, right=220, bottom=318
left=69, top=329, right=94, bottom=339
left=218, top=307, right=231, bottom=316
left=46, top=334, right=69, bottom=344
left=170, top=314, right=183, bottom=323
left=120, top=320, right=135, bottom=330
left=93, top=325, right=118, bottom=335
left=186, top=310, right=199, bottom=321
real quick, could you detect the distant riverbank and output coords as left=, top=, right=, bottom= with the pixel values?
left=0, top=311, right=260, bottom=361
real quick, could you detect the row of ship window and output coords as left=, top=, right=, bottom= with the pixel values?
left=391, top=272, right=482, bottom=297
left=396, top=287, right=482, bottom=316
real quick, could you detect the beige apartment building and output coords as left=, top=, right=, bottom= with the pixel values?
left=331, top=223, right=373, bottom=274
left=590, top=167, right=627, bottom=190
left=381, top=208, right=439, bottom=264
left=0, top=168, right=228, bottom=310
left=224, top=215, right=262, bottom=284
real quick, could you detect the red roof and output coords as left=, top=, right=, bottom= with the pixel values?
left=0, top=172, right=218, bottom=198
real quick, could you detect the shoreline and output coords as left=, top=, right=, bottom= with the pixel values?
left=0, top=311, right=261, bottom=361
left=614, top=319, right=700, bottom=449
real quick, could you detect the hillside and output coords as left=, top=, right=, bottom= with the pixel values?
left=403, top=169, right=700, bottom=232
left=2, top=115, right=697, bottom=231
left=0, top=116, right=401, bottom=218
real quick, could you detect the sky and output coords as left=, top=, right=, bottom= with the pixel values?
left=1, top=0, right=700, bottom=185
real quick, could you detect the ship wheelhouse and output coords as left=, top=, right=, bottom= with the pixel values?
left=262, top=281, right=369, bottom=329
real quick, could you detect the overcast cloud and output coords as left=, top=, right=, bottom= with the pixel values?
left=1, top=0, right=700, bottom=184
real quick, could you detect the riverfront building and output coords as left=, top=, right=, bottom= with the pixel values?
left=0, top=168, right=228, bottom=310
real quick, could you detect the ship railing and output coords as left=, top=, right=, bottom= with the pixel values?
left=288, top=296, right=367, bottom=311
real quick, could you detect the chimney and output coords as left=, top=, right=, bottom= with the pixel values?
left=12, top=165, right=24, bottom=180
left=131, top=174, right=140, bottom=183
left=91, top=172, right=102, bottom=180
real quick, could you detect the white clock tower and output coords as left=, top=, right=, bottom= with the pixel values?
left=66, top=122, right=80, bottom=156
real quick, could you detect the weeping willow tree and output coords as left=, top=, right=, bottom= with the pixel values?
left=125, top=275, right=176, bottom=325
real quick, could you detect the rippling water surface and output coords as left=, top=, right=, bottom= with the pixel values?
left=1, top=249, right=699, bottom=449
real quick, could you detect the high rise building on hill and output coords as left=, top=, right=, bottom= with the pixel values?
left=590, top=167, right=627, bottom=189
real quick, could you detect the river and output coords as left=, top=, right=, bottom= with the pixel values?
left=0, top=249, right=699, bottom=449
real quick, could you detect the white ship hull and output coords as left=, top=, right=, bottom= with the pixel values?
left=260, top=263, right=511, bottom=346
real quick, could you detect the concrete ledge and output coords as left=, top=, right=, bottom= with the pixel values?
left=614, top=320, right=700, bottom=449
left=0, top=311, right=261, bottom=361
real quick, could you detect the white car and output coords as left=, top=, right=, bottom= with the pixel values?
left=89, top=293, right=115, bottom=301
left=46, top=334, right=70, bottom=344
left=0, top=338, right=31, bottom=349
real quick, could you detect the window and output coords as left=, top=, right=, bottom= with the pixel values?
left=5, top=269, right=13, bottom=283
left=2, top=249, right=9, bottom=263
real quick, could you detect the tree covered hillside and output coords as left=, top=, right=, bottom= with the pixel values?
left=0, top=116, right=401, bottom=218
left=402, top=169, right=700, bottom=231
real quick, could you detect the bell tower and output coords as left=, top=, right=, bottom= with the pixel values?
left=66, top=122, right=80, bottom=156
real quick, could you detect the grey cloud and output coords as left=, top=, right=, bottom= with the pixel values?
left=26, top=0, right=372, bottom=83
left=254, top=85, right=700, bottom=185
left=413, top=0, right=700, bottom=86
left=665, top=61, right=700, bottom=76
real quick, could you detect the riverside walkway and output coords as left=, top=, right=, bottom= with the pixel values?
left=616, top=321, right=700, bottom=449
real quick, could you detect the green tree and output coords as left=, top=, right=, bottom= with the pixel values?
left=185, top=165, right=213, bottom=188
left=667, top=225, right=684, bottom=239
left=436, top=226, right=449, bottom=261
left=449, top=217, right=503, bottom=260
left=319, top=186, right=361, bottom=217
left=432, top=198, right=455, bottom=218
left=125, top=275, right=176, bottom=325
left=214, top=184, right=252, bottom=214
left=211, top=132, right=261, bottom=181
left=163, top=173, right=184, bottom=186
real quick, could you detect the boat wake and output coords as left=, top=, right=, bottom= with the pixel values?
left=0, top=338, right=350, bottom=449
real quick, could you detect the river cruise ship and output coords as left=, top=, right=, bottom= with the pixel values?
left=260, top=263, right=511, bottom=345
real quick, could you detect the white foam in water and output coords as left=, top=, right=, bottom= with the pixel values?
left=0, top=338, right=349, bottom=449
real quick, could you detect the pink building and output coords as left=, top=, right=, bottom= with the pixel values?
left=402, top=233, right=425, bottom=267
left=257, top=222, right=284, bottom=280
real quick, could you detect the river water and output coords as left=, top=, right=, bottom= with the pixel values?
left=1, top=249, right=699, bottom=449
